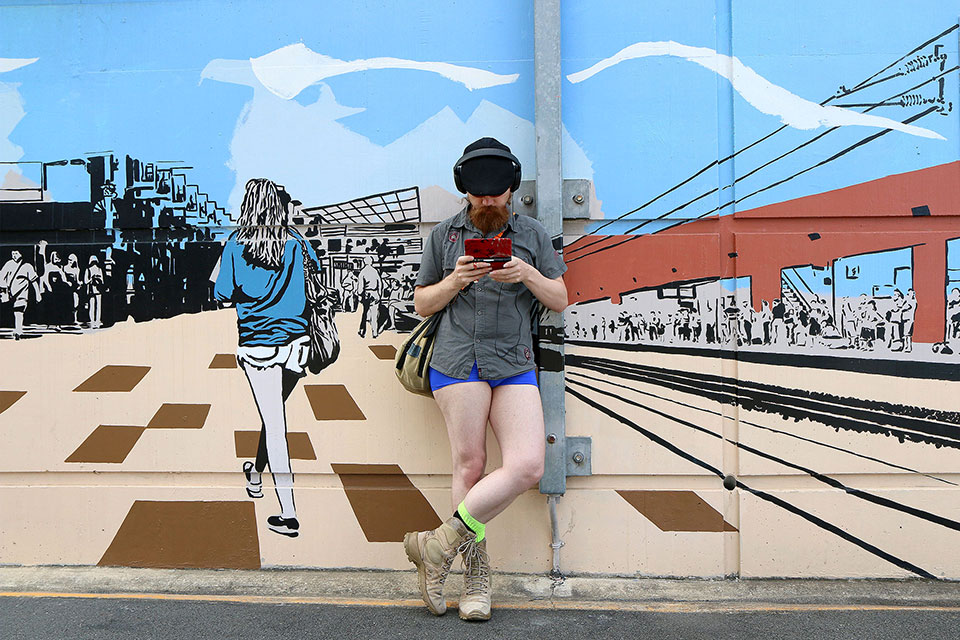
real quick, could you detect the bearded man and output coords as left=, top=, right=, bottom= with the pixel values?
left=402, top=137, right=568, bottom=621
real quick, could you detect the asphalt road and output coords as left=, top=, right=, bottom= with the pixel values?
left=3, top=596, right=960, bottom=640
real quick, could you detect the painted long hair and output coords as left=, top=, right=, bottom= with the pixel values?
left=235, top=178, right=288, bottom=270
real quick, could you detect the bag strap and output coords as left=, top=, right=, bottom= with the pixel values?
left=288, top=229, right=317, bottom=273
left=416, top=313, right=444, bottom=377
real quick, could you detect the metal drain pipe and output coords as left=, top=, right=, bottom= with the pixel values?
left=548, top=495, right=565, bottom=581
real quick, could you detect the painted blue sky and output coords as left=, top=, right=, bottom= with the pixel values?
left=0, top=0, right=533, bottom=207
left=1, top=0, right=958, bottom=223
left=562, top=0, right=960, bottom=232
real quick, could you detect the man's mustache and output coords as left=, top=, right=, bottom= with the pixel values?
left=470, top=203, right=510, bottom=233
left=472, top=204, right=509, bottom=217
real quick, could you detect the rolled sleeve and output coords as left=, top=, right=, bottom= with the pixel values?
left=534, top=225, right=567, bottom=280
left=415, top=223, right=446, bottom=288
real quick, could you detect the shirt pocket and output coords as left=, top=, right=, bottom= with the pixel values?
left=512, top=244, right=536, bottom=272
left=441, top=241, right=462, bottom=278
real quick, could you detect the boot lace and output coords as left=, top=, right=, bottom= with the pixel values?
left=427, top=546, right=458, bottom=585
left=461, top=540, right=490, bottom=596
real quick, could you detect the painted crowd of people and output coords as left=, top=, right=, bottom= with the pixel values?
left=947, top=287, right=960, bottom=348
left=343, top=257, right=417, bottom=339
left=0, top=241, right=104, bottom=339
left=569, top=288, right=922, bottom=353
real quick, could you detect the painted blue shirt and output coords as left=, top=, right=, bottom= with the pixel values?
left=214, top=229, right=319, bottom=347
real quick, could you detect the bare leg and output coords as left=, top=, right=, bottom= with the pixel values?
left=434, top=382, right=492, bottom=510
left=241, top=362, right=296, bottom=519
left=467, top=384, right=545, bottom=521
left=436, top=383, right=544, bottom=524
left=253, top=369, right=300, bottom=473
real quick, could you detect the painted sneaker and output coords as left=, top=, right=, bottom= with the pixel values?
left=267, top=515, right=299, bottom=538
left=459, top=538, right=491, bottom=621
left=243, top=461, right=262, bottom=498
left=403, top=517, right=471, bottom=615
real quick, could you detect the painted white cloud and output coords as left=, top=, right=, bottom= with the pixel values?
left=1, top=57, right=39, bottom=185
left=567, top=41, right=945, bottom=141
left=203, top=58, right=591, bottom=213
left=211, top=42, right=519, bottom=101
left=0, top=57, right=38, bottom=75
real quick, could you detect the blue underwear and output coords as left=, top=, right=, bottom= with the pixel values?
left=429, top=362, right=539, bottom=392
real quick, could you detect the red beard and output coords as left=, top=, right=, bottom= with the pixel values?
left=469, top=203, right=511, bottom=235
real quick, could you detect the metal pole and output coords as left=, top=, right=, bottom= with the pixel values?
left=534, top=0, right=566, bottom=578
left=533, top=0, right=564, bottom=496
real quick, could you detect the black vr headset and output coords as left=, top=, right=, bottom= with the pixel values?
left=453, top=138, right=522, bottom=196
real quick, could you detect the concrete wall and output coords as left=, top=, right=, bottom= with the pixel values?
left=0, top=1, right=958, bottom=579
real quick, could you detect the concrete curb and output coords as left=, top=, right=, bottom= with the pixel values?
left=1, top=566, right=959, bottom=610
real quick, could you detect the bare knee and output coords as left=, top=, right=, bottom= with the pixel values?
left=452, top=450, right=486, bottom=486
left=526, top=459, right=545, bottom=487
left=509, top=457, right=543, bottom=490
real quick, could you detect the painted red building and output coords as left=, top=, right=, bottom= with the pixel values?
left=564, top=162, right=960, bottom=343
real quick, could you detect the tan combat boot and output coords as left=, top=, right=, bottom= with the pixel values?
left=403, top=517, right=471, bottom=615
left=458, top=538, right=491, bottom=621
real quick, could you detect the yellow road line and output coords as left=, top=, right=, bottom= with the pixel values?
left=1, top=591, right=959, bottom=613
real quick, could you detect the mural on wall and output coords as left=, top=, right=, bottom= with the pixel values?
left=0, top=0, right=958, bottom=578
left=560, top=0, right=960, bottom=578
left=0, top=1, right=576, bottom=565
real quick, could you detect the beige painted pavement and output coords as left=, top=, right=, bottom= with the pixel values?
left=0, top=310, right=958, bottom=578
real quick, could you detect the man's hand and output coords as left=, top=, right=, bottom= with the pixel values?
left=489, top=256, right=568, bottom=312
left=449, top=255, right=492, bottom=288
left=488, top=256, right=532, bottom=285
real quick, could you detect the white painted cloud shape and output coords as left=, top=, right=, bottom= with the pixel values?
left=238, top=43, right=518, bottom=100
left=202, top=46, right=591, bottom=213
left=0, top=58, right=38, bottom=179
left=0, top=57, right=38, bottom=74
left=567, top=41, right=944, bottom=140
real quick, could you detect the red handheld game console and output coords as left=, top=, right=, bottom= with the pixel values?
left=464, top=237, right=512, bottom=270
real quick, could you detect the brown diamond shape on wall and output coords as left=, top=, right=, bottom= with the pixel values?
left=368, top=345, right=397, bottom=360
left=617, top=490, right=737, bottom=532
left=0, top=391, right=26, bottom=415
left=333, top=463, right=442, bottom=542
left=66, top=426, right=146, bottom=464
left=304, top=385, right=366, bottom=421
left=99, top=500, right=260, bottom=569
left=147, top=404, right=211, bottom=429
left=234, top=431, right=317, bottom=460
left=209, top=354, right=238, bottom=369
left=74, top=366, right=151, bottom=393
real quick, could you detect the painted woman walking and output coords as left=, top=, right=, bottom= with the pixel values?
left=215, top=178, right=319, bottom=538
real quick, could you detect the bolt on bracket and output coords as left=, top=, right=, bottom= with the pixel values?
left=564, top=436, right=592, bottom=477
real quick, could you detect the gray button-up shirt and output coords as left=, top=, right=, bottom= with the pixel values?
left=415, top=207, right=567, bottom=380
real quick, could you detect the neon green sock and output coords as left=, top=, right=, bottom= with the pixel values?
left=457, top=501, right=486, bottom=542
